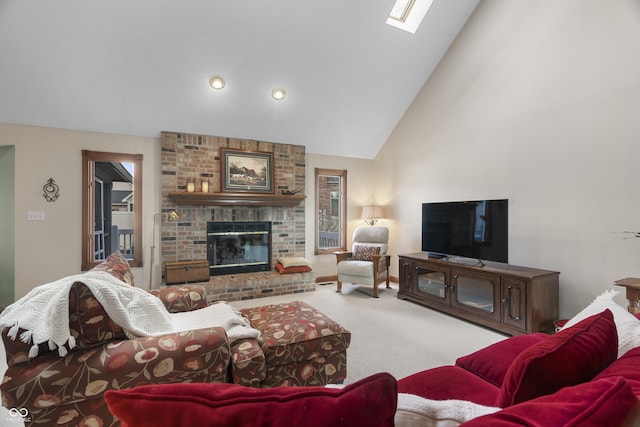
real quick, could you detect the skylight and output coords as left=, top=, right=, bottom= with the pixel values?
left=386, top=0, right=433, bottom=34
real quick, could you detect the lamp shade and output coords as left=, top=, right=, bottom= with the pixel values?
left=361, top=206, right=384, bottom=226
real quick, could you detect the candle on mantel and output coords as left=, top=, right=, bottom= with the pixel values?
left=201, top=180, right=209, bottom=193
left=186, top=178, right=195, bottom=192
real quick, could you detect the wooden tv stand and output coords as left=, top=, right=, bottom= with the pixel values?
left=398, top=253, right=560, bottom=335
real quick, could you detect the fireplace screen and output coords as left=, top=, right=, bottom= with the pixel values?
left=207, top=222, right=271, bottom=275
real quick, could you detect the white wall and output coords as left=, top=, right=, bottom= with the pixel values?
left=0, top=123, right=161, bottom=298
left=374, top=0, right=640, bottom=318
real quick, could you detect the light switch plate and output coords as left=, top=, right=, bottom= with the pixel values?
left=27, top=211, right=45, bottom=221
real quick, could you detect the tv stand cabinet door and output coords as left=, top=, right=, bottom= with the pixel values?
left=398, top=257, right=412, bottom=297
left=502, top=278, right=528, bottom=332
left=412, top=263, right=451, bottom=306
left=451, top=269, right=501, bottom=323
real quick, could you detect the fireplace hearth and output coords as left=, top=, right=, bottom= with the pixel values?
left=207, top=222, right=271, bottom=275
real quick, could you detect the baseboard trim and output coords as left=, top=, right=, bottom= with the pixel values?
left=316, top=275, right=399, bottom=284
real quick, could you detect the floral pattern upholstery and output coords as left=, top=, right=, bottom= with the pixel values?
left=241, top=301, right=351, bottom=387
left=149, top=285, right=209, bottom=313
left=229, top=338, right=267, bottom=387
left=1, top=327, right=230, bottom=426
left=1, top=283, right=209, bottom=367
left=69, top=282, right=128, bottom=350
left=89, top=251, right=135, bottom=286
left=2, top=250, right=352, bottom=424
left=0, top=254, right=233, bottom=426
left=0, top=281, right=127, bottom=368
left=262, top=351, right=348, bottom=388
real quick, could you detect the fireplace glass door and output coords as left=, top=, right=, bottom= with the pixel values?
left=207, top=222, right=271, bottom=275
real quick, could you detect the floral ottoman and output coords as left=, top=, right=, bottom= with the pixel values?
left=239, top=301, right=351, bottom=387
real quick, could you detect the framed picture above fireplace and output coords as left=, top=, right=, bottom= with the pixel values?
left=220, top=148, right=274, bottom=194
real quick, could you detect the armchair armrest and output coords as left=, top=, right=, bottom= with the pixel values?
left=372, top=254, right=391, bottom=280
left=230, top=338, right=267, bottom=388
left=149, top=285, right=209, bottom=312
left=334, top=251, right=353, bottom=264
left=372, top=254, right=391, bottom=273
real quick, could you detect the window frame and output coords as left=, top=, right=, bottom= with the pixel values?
left=82, top=150, right=143, bottom=270
left=315, top=168, right=347, bottom=255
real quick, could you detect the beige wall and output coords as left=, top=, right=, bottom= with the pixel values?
left=0, top=123, right=160, bottom=298
left=2, top=127, right=384, bottom=296
left=305, top=153, right=398, bottom=279
left=374, top=0, right=640, bottom=318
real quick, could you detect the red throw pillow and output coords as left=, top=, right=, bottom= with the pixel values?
left=456, top=333, right=548, bottom=387
left=463, top=377, right=639, bottom=427
left=496, top=309, right=617, bottom=407
left=275, top=262, right=313, bottom=274
left=105, top=372, right=397, bottom=427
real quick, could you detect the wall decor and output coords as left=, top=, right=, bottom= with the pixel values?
left=43, top=178, right=60, bottom=202
left=220, top=148, right=274, bottom=194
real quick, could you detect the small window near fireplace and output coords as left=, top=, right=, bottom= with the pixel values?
left=207, top=222, right=272, bottom=275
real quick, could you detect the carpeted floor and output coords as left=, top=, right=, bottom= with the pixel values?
left=231, top=281, right=508, bottom=384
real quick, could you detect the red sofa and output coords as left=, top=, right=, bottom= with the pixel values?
left=397, top=307, right=640, bottom=426
left=105, top=301, right=640, bottom=427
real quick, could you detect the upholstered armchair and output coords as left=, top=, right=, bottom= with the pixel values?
left=0, top=253, right=231, bottom=427
left=335, top=226, right=390, bottom=298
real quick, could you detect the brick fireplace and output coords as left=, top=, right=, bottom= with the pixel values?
left=160, top=131, right=314, bottom=301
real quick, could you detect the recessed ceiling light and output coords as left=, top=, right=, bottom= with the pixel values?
left=271, top=88, right=286, bottom=101
left=386, top=0, right=433, bottom=34
left=209, top=75, right=225, bottom=90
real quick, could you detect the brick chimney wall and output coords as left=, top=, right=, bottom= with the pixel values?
left=160, top=131, right=306, bottom=271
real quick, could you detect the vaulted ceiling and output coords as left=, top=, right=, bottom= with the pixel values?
left=0, top=0, right=479, bottom=159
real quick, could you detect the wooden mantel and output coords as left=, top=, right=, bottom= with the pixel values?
left=169, top=192, right=305, bottom=207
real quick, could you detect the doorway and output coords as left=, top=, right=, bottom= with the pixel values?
left=0, top=146, right=15, bottom=307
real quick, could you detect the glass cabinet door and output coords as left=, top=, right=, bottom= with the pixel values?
left=451, top=269, right=501, bottom=321
left=414, top=265, right=450, bottom=305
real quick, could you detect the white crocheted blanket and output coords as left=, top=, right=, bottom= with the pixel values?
left=0, top=271, right=259, bottom=359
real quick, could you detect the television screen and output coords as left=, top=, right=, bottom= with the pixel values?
left=421, top=199, right=508, bottom=263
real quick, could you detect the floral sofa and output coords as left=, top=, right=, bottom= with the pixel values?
left=0, top=253, right=351, bottom=426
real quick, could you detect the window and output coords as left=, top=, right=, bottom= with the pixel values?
left=82, top=150, right=143, bottom=270
left=386, top=0, right=433, bottom=34
left=315, top=168, right=347, bottom=254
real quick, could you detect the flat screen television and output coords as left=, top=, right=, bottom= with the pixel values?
left=421, top=199, right=508, bottom=263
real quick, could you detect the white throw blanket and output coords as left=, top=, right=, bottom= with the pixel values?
left=394, top=394, right=501, bottom=427
left=0, top=271, right=259, bottom=359
left=171, top=303, right=260, bottom=344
